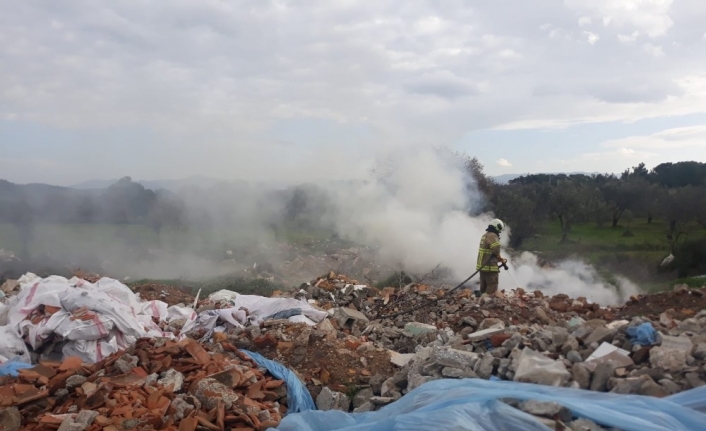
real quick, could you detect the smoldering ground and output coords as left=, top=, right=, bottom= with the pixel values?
left=0, top=148, right=641, bottom=305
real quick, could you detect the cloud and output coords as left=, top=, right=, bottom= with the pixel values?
left=584, top=31, right=600, bottom=45
left=0, top=1, right=705, bottom=183
left=602, top=125, right=706, bottom=149
left=643, top=43, right=665, bottom=57
left=564, top=0, right=675, bottom=38
left=617, top=31, right=640, bottom=43
left=496, top=158, right=513, bottom=168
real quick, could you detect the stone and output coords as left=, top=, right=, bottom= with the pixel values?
left=478, top=318, right=505, bottom=330
left=630, top=367, right=665, bottom=381
left=389, top=351, right=415, bottom=367
left=567, top=350, right=582, bottom=364
left=583, top=327, right=616, bottom=346
left=562, top=337, right=580, bottom=355
left=430, top=347, right=480, bottom=369
left=692, top=343, right=706, bottom=360
left=74, top=411, right=98, bottom=426
left=685, top=372, right=706, bottom=389
left=518, top=400, right=573, bottom=422
left=442, top=367, right=478, bottom=379
left=407, top=374, right=436, bottom=391
left=370, top=396, right=396, bottom=405
left=335, top=308, right=369, bottom=329
left=502, top=333, right=523, bottom=350
left=316, top=387, right=351, bottom=411
left=466, top=326, right=506, bottom=342
left=369, top=374, right=386, bottom=395
left=572, top=363, right=591, bottom=390
left=0, top=407, right=21, bottom=431
left=158, top=369, right=185, bottom=392
left=353, top=402, right=375, bottom=413
left=514, top=348, right=571, bottom=387
left=391, top=370, right=408, bottom=389
left=650, top=343, right=691, bottom=372
left=640, top=376, right=670, bottom=397
left=659, top=379, right=682, bottom=395
left=114, top=355, right=139, bottom=374
left=352, top=387, right=374, bottom=409
left=404, top=322, right=437, bottom=336
left=461, top=316, right=478, bottom=328
left=380, top=378, right=397, bottom=397
left=475, top=352, right=496, bottom=379
left=65, top=375, right=88, bottom=390
left=590, top=362, right=617, bottom=392
left=189, top=378, right=240, bottom=410
left=610, top=375, right=668, bottom=397
left=568, top=418, right=606, bottom=431
left=316, top=319, right=338, bottom=341
left=535, top=307, right=552, bottom=324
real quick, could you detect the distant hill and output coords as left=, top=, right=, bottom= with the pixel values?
left=72, top=175, right=226, bottom=191
left=493, top=171, right=600, bottom=184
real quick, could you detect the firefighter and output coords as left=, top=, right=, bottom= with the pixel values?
left=476, top=218, right=507, bottom=296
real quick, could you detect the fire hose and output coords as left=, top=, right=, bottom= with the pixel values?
left=375, top=259, right=509, bottom=320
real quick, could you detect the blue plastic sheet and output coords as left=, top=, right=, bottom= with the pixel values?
left=0, top=360, right=34, bottom=377
left=626, top=322, right=657, bottom=346
left=270, top=378, right=706, bottom=431
left=242, top=349, right=316, bottom=414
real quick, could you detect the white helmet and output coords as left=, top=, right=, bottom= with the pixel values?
left=490, top=218, right=505, bottom=232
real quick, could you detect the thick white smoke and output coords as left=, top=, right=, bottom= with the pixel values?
left=325, top=147, right=641, bottom=306
left=508, top=252, right=640, bottom=305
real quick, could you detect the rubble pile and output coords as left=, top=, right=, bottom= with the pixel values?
left=3, top=270, right=706, bottom=431
left=282, top=274, right=706, bottom=419
left=0, top=338, right=287, bottom=431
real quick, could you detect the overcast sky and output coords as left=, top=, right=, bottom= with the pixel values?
left=1, top=1, right=705, bottom=186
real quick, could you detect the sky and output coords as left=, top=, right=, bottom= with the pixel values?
left=1, top=0, right=705, bottom=186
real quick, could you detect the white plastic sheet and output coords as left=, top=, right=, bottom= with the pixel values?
left=219, top=294, right=328, bottom=326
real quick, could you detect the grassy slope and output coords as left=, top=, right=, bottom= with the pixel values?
left=521, top=219, right=706, bottom=292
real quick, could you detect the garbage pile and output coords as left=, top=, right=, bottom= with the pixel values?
left=0, top=338, right=290, bottom=431
left=0, top=274, right=190, bottom=364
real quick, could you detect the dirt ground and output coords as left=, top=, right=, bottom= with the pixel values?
left=250, top=324, right=396, bottom=398
left=130, top=282, right=196, bottom=306
left=616, top=287, right=706, bottom=320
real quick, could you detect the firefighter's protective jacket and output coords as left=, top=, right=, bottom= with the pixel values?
left=476, top=231, right=501, bottom=272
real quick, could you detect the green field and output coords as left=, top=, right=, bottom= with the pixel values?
left=521, top=219, right=706, bottom=292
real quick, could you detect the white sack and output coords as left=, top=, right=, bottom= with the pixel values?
left=141, top=300, right=169, bottom=321
left=59, top=289, right=147, bottom=339
left=22, top=311, right=71, bottom=349
left=54, top=313, right=115, bottom=341
left=0, top=325, right=31, bottom=363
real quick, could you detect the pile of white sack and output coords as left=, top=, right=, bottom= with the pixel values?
left=0, top=273, right=328, bottom=365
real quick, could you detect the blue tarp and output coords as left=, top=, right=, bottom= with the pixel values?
left=270, top=378, right=706, bottom=431
left=242, top=349, right=316, bottom=414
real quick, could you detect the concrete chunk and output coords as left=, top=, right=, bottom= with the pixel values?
left=316, top=387, right=351, bottom=411
left=465, top=326, right=507, bottom=342
left=430, top=347, right=480, bottom=369
left=518, top=400, right=572, bottom=422
left=404, top=322, right=437, bottom=336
